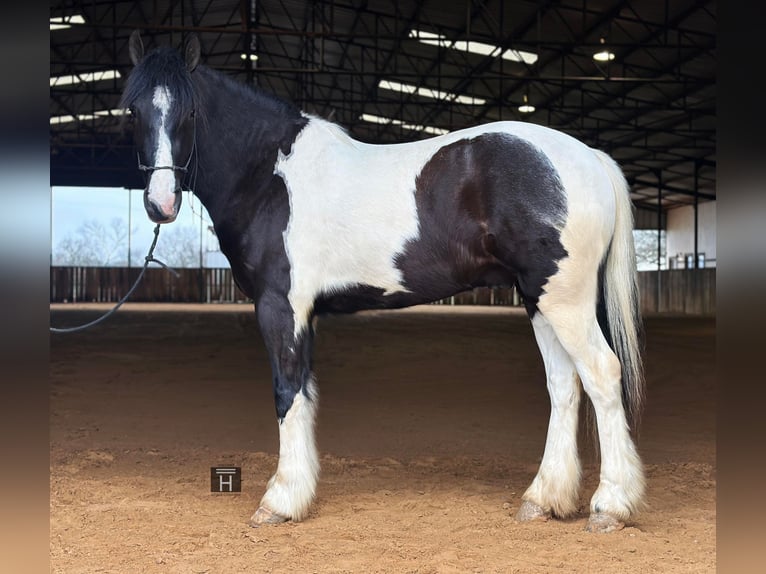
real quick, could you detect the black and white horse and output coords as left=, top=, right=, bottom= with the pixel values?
left=121, top=32, right=645, bottom=533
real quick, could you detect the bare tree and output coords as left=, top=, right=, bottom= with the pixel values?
left=54, top=217, right=132, bottom=266
left=153, top=225, right=202, bottom=268
left=633, top=229, right=666, bottom=271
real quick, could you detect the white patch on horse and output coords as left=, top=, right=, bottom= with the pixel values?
left=258, top=380, right=319, bottom=520
left=276, top=116, right=592, bottom=338
left=276, top=116, right=431, bottom=337
left=147, top=85, right=176, bottom=214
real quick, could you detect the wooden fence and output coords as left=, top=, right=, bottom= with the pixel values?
left=50, top=266, right=715, bottom=315
left=638, top=268, right=716, bottom=315
left=49, top=267, right=250, bottom=304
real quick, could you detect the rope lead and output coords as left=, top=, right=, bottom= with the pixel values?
left=50, top=224, right=178, bottom=334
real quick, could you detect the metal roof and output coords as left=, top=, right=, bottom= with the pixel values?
left=50, top=0, right=716, bottom=211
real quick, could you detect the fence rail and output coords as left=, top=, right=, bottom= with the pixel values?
left=50, top=266, right=715, bottom=315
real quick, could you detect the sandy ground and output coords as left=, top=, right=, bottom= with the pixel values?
left=50, top=304, right=715, bottom=573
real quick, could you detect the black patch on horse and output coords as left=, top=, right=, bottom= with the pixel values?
left=397, top=133, right=568, bottom=313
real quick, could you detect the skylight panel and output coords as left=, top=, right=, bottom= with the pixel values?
left=409, top=29, right=537, bottom=65
left=50, top=109, right=128, bottom=125
left=378, top=79, right=486, bottom=106
left=50, top=15, right=85, bottom=31
left=360, top=113, right=449, bottom=136
left=50, top=70, right=121, bottom=87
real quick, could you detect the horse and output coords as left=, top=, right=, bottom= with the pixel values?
left=121, top=31, right=646, bottom=533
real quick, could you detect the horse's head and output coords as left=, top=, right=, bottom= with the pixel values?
left=121, top=31, right=200, bottom=223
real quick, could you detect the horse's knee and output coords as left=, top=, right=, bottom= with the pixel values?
left=273, top=373, right=302, bottom=420
left=269, top=342, right=315, bottom=420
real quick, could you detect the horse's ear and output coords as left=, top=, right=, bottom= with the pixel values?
left=185, top=34, right=201, bottom=72
left=129, top=30, right=144, bottom=66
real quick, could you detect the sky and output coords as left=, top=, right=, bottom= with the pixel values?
left=51, top=186, right=229, bottom=268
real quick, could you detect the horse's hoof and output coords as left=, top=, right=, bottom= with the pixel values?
left=585, top=512, right=625, bottom=533
left=515, top=500, right=551, bottom=522
left=248, top=506, right=288, bottom=527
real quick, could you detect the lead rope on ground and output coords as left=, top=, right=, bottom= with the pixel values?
left=50, top=224, right=179, bottom=334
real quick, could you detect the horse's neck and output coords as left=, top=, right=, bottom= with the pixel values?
left=191, top=68, right=307, bottom=221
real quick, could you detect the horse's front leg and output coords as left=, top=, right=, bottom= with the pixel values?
left=249, top=293, right=319, bottom=526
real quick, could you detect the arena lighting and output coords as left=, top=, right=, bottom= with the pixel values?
left=50, top=70, right=121, bottom=87
left=593, top=37, right=616, bottom=62
left=240, top=53, right=259, bottom=61
left=409, top=29, right=538, bottom=65
left=378, top=79, right=486, bottom=105
left=50, top=15, right=85, bottom=30
left=517, top=94, right=535, bottom=114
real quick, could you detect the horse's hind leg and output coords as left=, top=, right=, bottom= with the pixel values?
left=516, top=312, right=582, bottom=522
left=538, top=301, right=645, bottom=532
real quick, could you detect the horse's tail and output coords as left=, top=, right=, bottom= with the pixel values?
left=593, top=149, right=646, bottom=435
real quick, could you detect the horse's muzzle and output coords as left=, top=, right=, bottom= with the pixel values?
left=144, top=188, right=182, bottom=223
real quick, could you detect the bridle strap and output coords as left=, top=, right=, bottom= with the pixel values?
left=137, top=159, right=189, bottom=173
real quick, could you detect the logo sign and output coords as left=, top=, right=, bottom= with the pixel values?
left=210, top=466, right=241, bottom=493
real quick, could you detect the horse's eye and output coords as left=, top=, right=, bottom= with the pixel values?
left=190, top=109, right=196, bottom=119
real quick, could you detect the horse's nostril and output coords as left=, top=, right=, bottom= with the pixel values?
left=145, top=198, right=172, bottom=222
left=148, top=203, right=162, bottom=220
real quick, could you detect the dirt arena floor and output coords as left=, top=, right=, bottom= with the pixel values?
left=49, top=304, right=715, bottom=573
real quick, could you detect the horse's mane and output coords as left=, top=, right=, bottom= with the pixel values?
left=121, top=45, right=305, bottom=131
left=193, top=65, right=304, bottom=123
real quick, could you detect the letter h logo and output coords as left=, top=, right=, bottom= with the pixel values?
left=210, top=466, right=241, bottom=492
